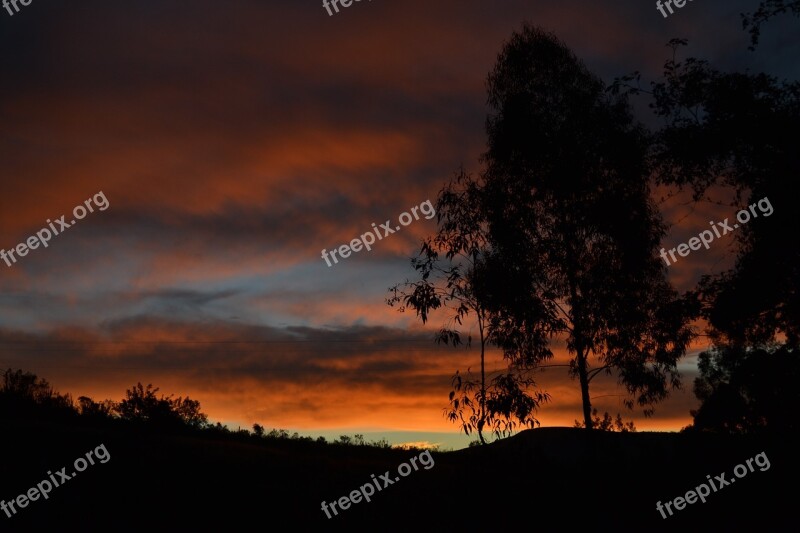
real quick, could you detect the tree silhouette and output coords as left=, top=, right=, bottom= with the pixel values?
left=115, top=383, right=165, bottom=421
left=388, top=169, right=549, bottom=443
left=0, top=368, right=74, bottom=418
left=611, top=14, right=799, bottom=433
left=170, top=395, right=208, bottom=428
left=115, top=382, right=208, bottom=428
left=612, top=36, right=800, bottom=351
left=2, top=368, right=63, bottom=403
left=476, top=25, right=696, bottom=429
left=690, top=345, right=799, bottom=434
left=77, top=395, right=117, bottom=419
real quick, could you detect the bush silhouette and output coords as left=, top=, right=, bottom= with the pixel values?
left=115, top=382, right=208, bottom=428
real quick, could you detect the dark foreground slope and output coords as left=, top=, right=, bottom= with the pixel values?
left=0, top=419, right=795, bottom=531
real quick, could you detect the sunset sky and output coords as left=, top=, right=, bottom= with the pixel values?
left=1, top=0, right=797, bottom=450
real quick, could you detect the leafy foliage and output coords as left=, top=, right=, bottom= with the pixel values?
left=389, top=169, right=549, bottom=443
left=611, top=13, right=800, bottom=435
left=611, top=39, right=800, bottom=351
left=445, top=368, right=549, bottom=441
left=741, top=0, right=800, bottom=49
left=690, top=345, right=799, bottom=434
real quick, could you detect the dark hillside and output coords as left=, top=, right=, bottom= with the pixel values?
left=1, top=419, right=794, bottom=531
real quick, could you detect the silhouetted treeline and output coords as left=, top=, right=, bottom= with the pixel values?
left=686, top=345, right=800, bottom=435
left=0, top=368, right=394, bottom=449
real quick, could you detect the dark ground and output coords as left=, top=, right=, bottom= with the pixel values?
left=0, top=419, right=795, bottom=531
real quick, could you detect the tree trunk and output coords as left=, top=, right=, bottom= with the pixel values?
left=478, top=317, right=487, bottom=445
left=566, top=243, right=592, bottom=429
left=577, top=347, right=593, bottom=430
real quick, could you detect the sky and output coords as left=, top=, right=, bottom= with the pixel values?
left=0, top=0, right=797, bottom=450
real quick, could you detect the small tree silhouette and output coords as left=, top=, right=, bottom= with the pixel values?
left=77, top=396, right=117, bottom=419
left=0, top=368, right=74, bottom=416
left=389, top=169, right=549, bottom=443
left=115, top=382, right=207, bottom=428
